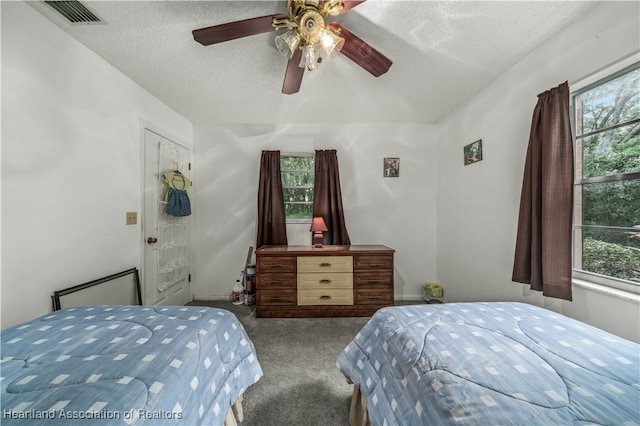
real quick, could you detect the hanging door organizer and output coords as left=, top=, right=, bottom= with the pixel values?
left=156, top=139, right=192, bottom=292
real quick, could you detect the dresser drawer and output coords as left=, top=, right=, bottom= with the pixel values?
left=257, top=273, right=296, bottom=289
left=257, top=256, right=296, bottom=273
left=354, top=272, right=393, bottom=288
left=355, top=288, right=394, bottom=305
left=297, top=288, right=354, bottom=305
left=298, top=273, right=353, bottom=290
left=298, top=256, right=353, bottom=273
left=257, top=289, right=296, bottom=305
left=354, top=255, right=392, bottom=271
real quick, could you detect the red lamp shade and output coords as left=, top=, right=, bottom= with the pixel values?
left=310, top=217, right=328, bottom=248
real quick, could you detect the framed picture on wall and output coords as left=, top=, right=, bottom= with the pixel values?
left=383, top=157, right=400, bottom=177
left=463, top=139, right=483, bottom=165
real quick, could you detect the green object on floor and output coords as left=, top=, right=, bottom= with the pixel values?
left=423, top=282, right=444, bottom=303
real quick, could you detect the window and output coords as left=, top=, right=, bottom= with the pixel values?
left=572, top=60, right=640, bottom=292
left=281, top=154, right=314, bottom=221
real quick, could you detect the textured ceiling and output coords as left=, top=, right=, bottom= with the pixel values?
left=28, top=1, right=596, bottom=124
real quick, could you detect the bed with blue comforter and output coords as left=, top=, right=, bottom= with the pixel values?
left=337, top=302, right=640, bottom=425
left=1, top=305, right=262, bottom=425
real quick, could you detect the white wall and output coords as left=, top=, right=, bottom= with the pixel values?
left=436, top=1, right=640, bottom=342
left=0, top=2, right=193, bottom=328
left=193, top=123, right=437, bottom=301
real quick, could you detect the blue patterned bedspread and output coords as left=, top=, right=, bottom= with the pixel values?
left=337, top=302, right=640, bottom=425
left=1, top=305, right=262, bottom=425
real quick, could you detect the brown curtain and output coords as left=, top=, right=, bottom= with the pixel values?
left=256, top=150, right=287, bottom=247
left=313, top=150, right=351, bottom=245
left=512, top=81, right=574, bottom=301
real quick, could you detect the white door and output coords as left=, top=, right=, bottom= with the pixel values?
left=143, top=128, right=192, bottom=306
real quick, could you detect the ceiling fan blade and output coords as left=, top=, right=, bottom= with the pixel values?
left=328, top=22, right=392, bottom=77
left=193, top=14, right=288, bottom=46
left=282, top=49, right=304, bottom=95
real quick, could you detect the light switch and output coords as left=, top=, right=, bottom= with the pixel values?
left=126, top=212, right=137, bottom=225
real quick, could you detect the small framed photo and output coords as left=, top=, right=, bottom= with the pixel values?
left=463, top=139, right=483, bottom=165
left=383, top=157, right=400, bottom=177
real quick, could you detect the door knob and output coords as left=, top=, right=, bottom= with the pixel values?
left=147, top=237, right=158, bottom=244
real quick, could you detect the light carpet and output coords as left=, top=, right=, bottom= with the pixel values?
left=188, top=300, right=370, bottom=426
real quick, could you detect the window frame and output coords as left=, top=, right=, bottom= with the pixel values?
left=570, top=55, right=640, bottom=295
left=281, top=152, right=315, bottom=224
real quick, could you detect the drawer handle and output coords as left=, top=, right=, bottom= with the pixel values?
left=367, top=295, right=382, bottom=299
left=269, top=280, right=284, bottom=285
left=319, top=279, right=332, bottom=284
left=368, top=279, right=383, bottom=284
left=319, top=262, right=332, bottom=267
left=368, top=263, right=384, bottom=268
left=320, top=295, right=332, bottom=300
left=268, top=264, right=286, bottom=268
left=270, top=296, right=283, bottom=301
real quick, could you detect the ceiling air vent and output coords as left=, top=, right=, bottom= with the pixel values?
left=44, top=1, right=102, bottom=24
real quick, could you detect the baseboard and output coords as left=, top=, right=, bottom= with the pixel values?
left=394, top=294, right=423, bottom=301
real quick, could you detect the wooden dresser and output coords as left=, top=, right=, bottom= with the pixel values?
left=255, top=245, right=394, bottom=317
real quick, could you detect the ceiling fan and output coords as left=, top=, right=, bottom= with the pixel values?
left=192, top=0, right=392, bottom=95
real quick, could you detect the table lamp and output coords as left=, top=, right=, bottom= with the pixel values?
left=310, top=217, right=328, bottom=248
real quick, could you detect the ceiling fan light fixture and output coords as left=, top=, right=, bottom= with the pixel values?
left=319, top=28, right=344, bottom=60
left=275, top=29, right=301, bottom=59
left=299, top=43, right=320, bottom=71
